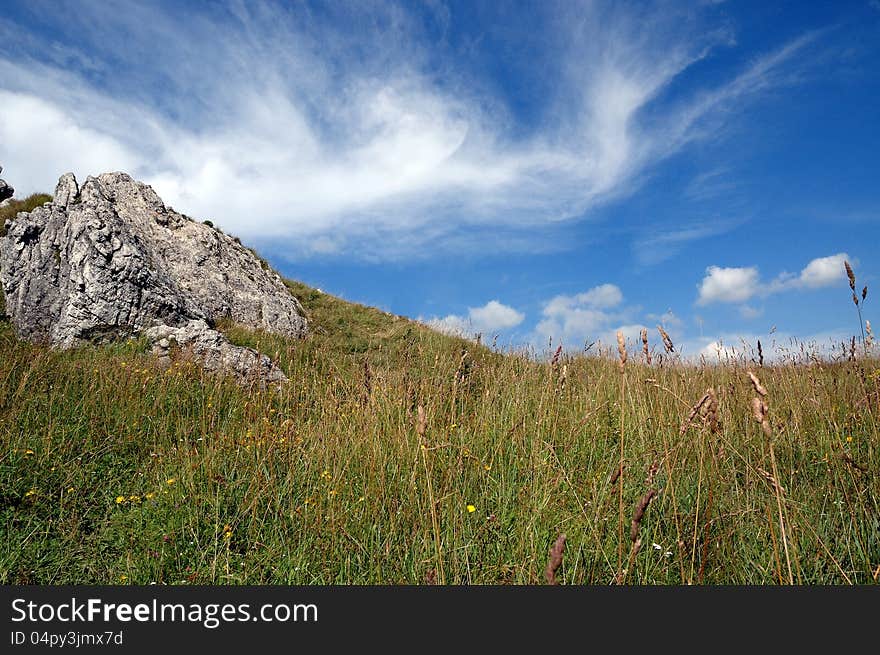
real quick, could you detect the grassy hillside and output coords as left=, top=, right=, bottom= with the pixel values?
left=1, top=270, right=878, bottom=584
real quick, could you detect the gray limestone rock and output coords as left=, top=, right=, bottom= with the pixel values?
left=144, top=320, right=288, bottom=385
left=0, top=171, right=306, bottom=382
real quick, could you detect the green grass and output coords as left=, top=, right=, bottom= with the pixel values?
left=1, top=274, right=878, bottom=584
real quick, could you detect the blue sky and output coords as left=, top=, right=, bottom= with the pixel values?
left=1, top=0, right=878, bottom=358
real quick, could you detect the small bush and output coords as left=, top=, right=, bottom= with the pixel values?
left=0, top=193, right=53, bottom=237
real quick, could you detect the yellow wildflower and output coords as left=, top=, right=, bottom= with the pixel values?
left=24, top=449, right=35, bottom=456
left=466, top=504, right=476, bottom=513
left=24, top=489, right=37, bottom=498
left=145, top=492, right=155, bottom=499
left=166, top=478, right=176, bottom=485
left=115, top=496, right=125, bottom=504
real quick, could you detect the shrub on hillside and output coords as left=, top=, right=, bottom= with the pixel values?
left=0, top=193, right=53, bottom=237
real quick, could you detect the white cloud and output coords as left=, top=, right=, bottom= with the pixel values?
left=697, top=253, right=852, bottom=305
left=797, top=253, right=849, bottom=288
left=425, top=300, right=524, bottom=337
left=468, top=301, right=525, bottom=332
left=543, top=284, right=623, bottom=317
left=534, top=283, right=634, bottom=347
left=578, top=284, right=624, bottom=309
left=0, top=91, right=141, bottom=192
left=0, top=2, right=819, bottom=260
left=697, top=266, right=760, bottom=305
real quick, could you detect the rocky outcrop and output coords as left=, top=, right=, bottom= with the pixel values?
left=0, top=165, right=13, bottom=205
left=0, top=171, right=307, bottom=383
left=145, top=320, right=288, bottom=385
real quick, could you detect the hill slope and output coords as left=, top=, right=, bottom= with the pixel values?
left=1, top=229, right=878, bottom=585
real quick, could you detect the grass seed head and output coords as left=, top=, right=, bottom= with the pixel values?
left=657, top=325, right=675, bottom=353
left=631, top=489, right=658, bottom=543
left=747, top=371, right=767, bottom=398
left=417, top=404, right=427, bottom=439
left=845, top=260, right=856, bottom=291
left=545, top=533, right=566, bottom=585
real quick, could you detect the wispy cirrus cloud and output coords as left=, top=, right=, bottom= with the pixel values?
left=633, top=217, right=744, bottom=266
left=0, top=1, right=820, bottom=260
left=684, top=167, right=740, bottom=202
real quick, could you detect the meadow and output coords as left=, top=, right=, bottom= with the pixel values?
left=1, top=275, right=878, bottom=585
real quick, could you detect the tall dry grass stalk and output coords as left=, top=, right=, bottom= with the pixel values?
left=748, top=371, right=793, bottom=584
left=362, top=357, right=373, bottom=406
left=417, top=404, right=445, bottom=585
left=630, top=489, right=658, bottom=543
left=617, top=487, right=658, bottom=584
left=550, top=345, right=566, bottom=390
left=640, top=328, right=651, bottom=365
left=680, top=390, right=711, bottom=435
left=845, top=260, right=868, bottom=354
